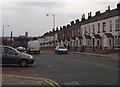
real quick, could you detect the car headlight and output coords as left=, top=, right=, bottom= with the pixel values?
left=30, top=56, right=34, bottom=59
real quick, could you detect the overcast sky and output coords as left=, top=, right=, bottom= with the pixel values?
left=0, top=0, right=119, bottom=37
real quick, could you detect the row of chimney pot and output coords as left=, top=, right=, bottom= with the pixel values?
left=59, top=5, right=117, bottom=30
left=44, top=4, right=120, bottom=35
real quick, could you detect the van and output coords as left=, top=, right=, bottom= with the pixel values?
left=27, top=40, right=40, bottom=54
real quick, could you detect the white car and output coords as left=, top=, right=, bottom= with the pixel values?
left=55, top=46, right=68, bottom=54
left=17, top=47, right=26, bottom=51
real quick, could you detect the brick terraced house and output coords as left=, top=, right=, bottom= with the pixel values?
left=39, top=3, right=120, bottom=53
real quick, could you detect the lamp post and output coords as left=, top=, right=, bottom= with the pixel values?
left=46, top=14, right=55, bottom=31
left=46, top=14, right=56, bottom=47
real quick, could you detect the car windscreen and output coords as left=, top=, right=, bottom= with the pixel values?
left=59, top=46, right=66, bottom=49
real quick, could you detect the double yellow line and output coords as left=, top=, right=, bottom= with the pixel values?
left=1, top=74, right=61, bottom=87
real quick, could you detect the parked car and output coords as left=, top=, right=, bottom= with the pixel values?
left=17, top=47, right=26, bottom=51
left=55, top=46, right=68, bottom=54
left=0, top=45, right=34, bottom=67
left=27, top=40, right=40, bottom=54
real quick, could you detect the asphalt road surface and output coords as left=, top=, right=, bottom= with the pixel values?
left=31, top=51, right=119, bottom=85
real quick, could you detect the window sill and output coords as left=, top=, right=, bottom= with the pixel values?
left=102, top=31, right=106, bottom=32
left=115, top=30, right=120, bottom=31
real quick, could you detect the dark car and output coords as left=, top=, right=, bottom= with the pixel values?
left=0, top=45, right=34, bottom=67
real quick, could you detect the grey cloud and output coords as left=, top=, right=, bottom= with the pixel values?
left=20, top=2, right=66, bottom=8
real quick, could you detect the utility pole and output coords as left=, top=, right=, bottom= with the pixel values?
left=46, top=14, right=56, bottom=47
left=10, top=31, right=13, bottom=46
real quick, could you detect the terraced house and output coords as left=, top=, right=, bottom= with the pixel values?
left=80, top=3, right=120, bottom=53
left=39, top=3, right=120, bottom=53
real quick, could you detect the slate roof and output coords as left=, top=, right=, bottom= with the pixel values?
left=80, top=8, right=119, bottom=25
left=94, top=34, right=101, bottom=38
left=78, top=35, right=83, bottom=39
left=85, top=35, right=91, bottom=39
left=72, top=36, right=76, bottom=40
left=67, top=38, right=70, bottom=41
left=104, top=33, right=114, bottom=38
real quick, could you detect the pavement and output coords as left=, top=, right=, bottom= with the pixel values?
left=41, top=50, right=119, bottom=60
left=1, top=66, right=58, bottom=87
left=73, top=52, right=119, bottom=60
left=1, top=74, right=60, bottom=87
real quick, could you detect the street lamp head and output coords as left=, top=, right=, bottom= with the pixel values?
left=46, top=14, right=49, bottom=16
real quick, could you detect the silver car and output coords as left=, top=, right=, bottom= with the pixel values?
left=55, top=46, right=68, bottom=54
left=0, top=45, right=34, bottom=67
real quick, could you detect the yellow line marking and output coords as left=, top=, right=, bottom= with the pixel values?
left=1, top=74, right=61, bottom=87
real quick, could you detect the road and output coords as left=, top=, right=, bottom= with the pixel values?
left=2, top=51, right=119, bottom=86
left=33, top=51, right=118, bottom=85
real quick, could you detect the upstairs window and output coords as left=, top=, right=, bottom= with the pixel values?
left=75, top=29, right=77, bottom=36
left=72, top=31, right=74, bottom=37
left=92, top=24, right=95, bottom=34
left=78, top=28, right=80, bottom=35
left=115, top=19, right=120, bottom=31
left=63, top=34, right=65, bottom=39
left=102, top=22, right=106, bottom=32
left=88, top=25, right=90, bottom=34
left=98, top=23, right=100, bottom=33
left=84, top=27, right=87, bottom=35
left=110, top=20, right=112, bottom=32
left=119, top=19, right=120, bottom=31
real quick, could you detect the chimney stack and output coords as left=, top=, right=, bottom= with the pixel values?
left=106, top=6, right=110, bottom=12
left=88, top=12, right=92, bottom=19
left=75, top=19, right=79, bottom=24
left=56, top=27, right=59, bottom=31
left=81, top=14, right=85, bottom=21
left=117, top=2, right=120, bottom=14
left=70, top=21, right=74, bottom=25
left=60, top=26, right=63, bottom=30
left=67, top=24, right=70, bottom=27
left=108, top=6, right=110, bottom=10
left=95, top=11, right=101, bottom=16
left=63, top=26, right=66, bottom=29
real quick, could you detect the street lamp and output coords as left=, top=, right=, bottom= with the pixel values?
left=46, top=14, right=55, bottom=31
left=2, top=25, right=9, bottom=38
left=46, top=14, right=56, bottom=47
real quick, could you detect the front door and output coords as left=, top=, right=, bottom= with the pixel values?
left=93, top=38, right=95, bottom=46
left=97, top=40, right=99, bottom=46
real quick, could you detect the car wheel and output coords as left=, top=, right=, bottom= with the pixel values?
left=38, top=51, right=40, bottom=54
left=27, top=51, right=29, bottom=54
left=55, top=51, right=57, bottom=54
left=19, top=60, right=28, bottom=67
